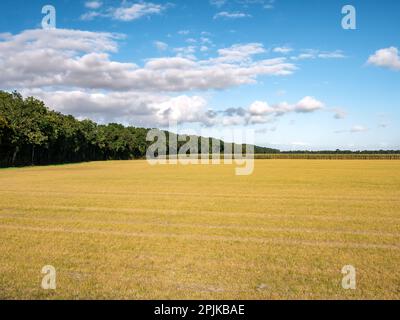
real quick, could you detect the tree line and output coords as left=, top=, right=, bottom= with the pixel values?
left=255, top=154, right=400, bottom=160
left=281, top=150, right=400, bottom=154
left=0, top=91, right=279, bottom=167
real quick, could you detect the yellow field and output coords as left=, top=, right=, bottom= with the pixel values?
left=0, top=160, right=399, bottom=300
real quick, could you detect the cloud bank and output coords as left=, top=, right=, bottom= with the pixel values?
left=0, top=28, right=326, bottom=127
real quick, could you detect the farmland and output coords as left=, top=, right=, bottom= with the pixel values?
left=0, top=159, right=399, bottom=300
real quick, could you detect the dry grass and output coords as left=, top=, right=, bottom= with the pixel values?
left=0, top=160, right=399, bottom=300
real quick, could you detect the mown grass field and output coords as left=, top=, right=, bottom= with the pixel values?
left=0, top=160, right=399, bottom=300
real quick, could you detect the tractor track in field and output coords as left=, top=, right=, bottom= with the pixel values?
left=1, top=224, right=399, bottom=251
left=1, top=205, right=399, bottom=223
left=1, top=188, right=400, bottom=203
left=0, top=214, right=399, bottom=238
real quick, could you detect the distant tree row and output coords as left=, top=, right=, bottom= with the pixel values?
left=254, top=154, right=400, bottom=160
left=0, top=91, right=151, bottom=167
left=0, top=91, right=279, bottom=167
left=281, top=150, right=400, bottom=154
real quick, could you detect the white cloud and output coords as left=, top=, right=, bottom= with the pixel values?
left=200, top=37, right=212, bottom=44
left=318, top=50, right=345, bottom=59
left=255, top=127, right=277, bottom=134
left=22, top=87, right=324, bottom=128
left=351, top=125, right=368, bottom=133
left=0, top=28, right=302, bottom=128
left=210, top=0, right=227, bottom=7
left=295, top=96, right=324, bottom=113
left=85, top=1, right=103, bottom=9
left=215, top=43, right=265, bottom=63
left=112, top=2, right=166, bottom=21
left=172, top=46, right=197, bottom=59
left=214, top=11, right=252, bottom=19
left=263, top=4, right=274, bottom=10
left=291, top=50, right=345, bottom=60
left=22, top=89, right=211, bottom=127
left=273, top=46, right=292, bottom=54
left=1, top=26, right=329, bottom=130
left=154, top=41, right=168, bottom=51
left=0, top=28, right=120, bottom=53
left=178, top=30, right=190, bottom=35
left=222, top=115, right=246, bottom=126
left=219, top=96, right=324, bottom=126
left=248, top=101, right=274, bottom=115
left=153, top=95, right=211, bottom=125
left=81, top=11, right=103, bottom=21
left=81, top=1, right=168, bottom=21
left=263, top=0, right=275, bottom=10
left=332, top=108, right=347, bottom=119
left=0, top=32, right=12, bottom=40
left=367, top=47, right=400, bottom=71
left=336, top=125, right=369, bottom=134
left=0, top=30, right=295, bottom=92
left=236, top=0, right=275, bottom=9
left=291, top=53, right=315, bottom=60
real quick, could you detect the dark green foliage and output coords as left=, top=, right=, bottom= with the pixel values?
left=0, top=91, right=156, bottom=167
left=0, top=114, right=14, bottom=158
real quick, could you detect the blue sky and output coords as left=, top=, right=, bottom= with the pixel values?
left=0, top=0, right=399, bottom=150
